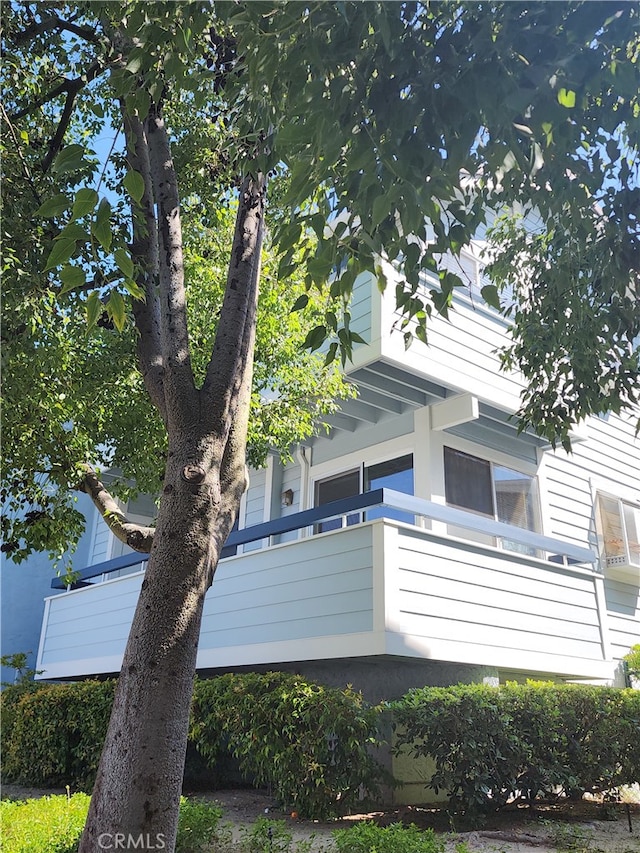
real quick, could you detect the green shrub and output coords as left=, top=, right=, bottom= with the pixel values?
left=175, top=797, right=224, bottom=852
left=391, top=682, right=640, bottom=814
left=0, top=793, right=91, bottom=853
left=0, top=679, right=46, bottom=778
left=0, top=794, right=224, bottom=853
left=191, top=672, right=387, bottom=819
left=332, top=821, right=445, bottom=853
left=1, top=680, right=115, bottom=788
left=623, top=644, right=640, bottom=680
left=237, top=816, right=299, bottom=853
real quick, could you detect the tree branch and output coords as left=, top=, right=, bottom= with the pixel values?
left=124, top=111, right=167, bottom=422
left=11, top=61, right=103, bottom=121
left=145, top=109, right=198, bottom=424
left=78, top=466, right=155, bottom=554
left=0, top=103, right=42, bottom=205
left=11, top=13, right=101, bottom=46
left=41, top=81, right=83, bottom=173
left=202, top=174, right=266, bottom=448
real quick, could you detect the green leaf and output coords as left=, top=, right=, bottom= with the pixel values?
left=44, top=238, right=76, bottom=271
left=290, top=294, right=309, bottom=312
left=114, top=248, right=134, bottom=280
left=52, top=144, right=85, bottom=174
left=123, top=170, right=145, bottom=204
left=59, top=222, right=90, bottom=242
left=59, top=265, right=87, bottom=293
left=122, top=280, right=145, bottom=300
left=302, top=325, right=327, bottom=352
left=85, top=291, right=101, bottom=330
left=557, top=88, right=576, bottom=108
left=481, top=284, right=501, bottom=310
left=36, top=194, right=69, bottom=218
left=92, top=199, right=113, bottom=251
left=107, top=291, right=127, bottom=332
left=371, top=194, right=389, bottom=229
left=71, top=189, right=99, bottom=221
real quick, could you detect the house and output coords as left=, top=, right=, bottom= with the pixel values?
left=31, top=252, right=639, bottom=704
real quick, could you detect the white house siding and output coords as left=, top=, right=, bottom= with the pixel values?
left=277, top=462, right=303, bottom=544
left=242, top=466, right=267, bottom=552
left=89, top=513, right=112, bottom=565
left=377, top=284, right=526, bottom=414
left=350, top=271, right=372, bottom=344
left=540, top=413, right=639, bottom=554
left=37, top=525, right=376, bottom=679
left=388, top=526, right=608, bottom=678
left=605, top=578, right=640, bottom=665
left=37, top=520, right=616, bottom=681
left=311, top=410, right=415, bottom=467
left=38, top=573, right=142, bottom=674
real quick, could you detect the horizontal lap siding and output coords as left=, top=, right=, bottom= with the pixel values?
left=396, top=530, right=603, bottom=662
left=200, top=526, right=374, bottom=646
left=39, top=527, right=375, bottom=674
left=381, top=292, right=523, bottom=411
left=243, top=467, right=267, bottom=552
left=542, top=414, right=639, bottom=549
left=39, top=575, right=143, bottom=666
left=350, top=275, right=372, bottom=342
left=605, top=578, right=640, bottom=661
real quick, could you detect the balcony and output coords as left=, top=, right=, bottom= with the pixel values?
left=36, top=490, right=614, bottom=682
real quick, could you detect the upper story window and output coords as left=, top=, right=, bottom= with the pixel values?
left=596, top=493, right=640, bottom=582
left=443, top=446, right=540, bottom=554
left=314, top=454, right=414, bottom=533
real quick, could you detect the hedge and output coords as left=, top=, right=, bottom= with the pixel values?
left=3, top=676, right=639, bottom=817
left=190, top=672, right=386, bottom=818
left=391, top=682, right=640, bottom=813
left=1, top=672, right=386, bottom=817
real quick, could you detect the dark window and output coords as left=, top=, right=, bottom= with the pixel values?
left=444, top=447, right=493, bottom=516
left=314, top=469, right=360, bottom=532
left=444, top=446, right=540, bottom=555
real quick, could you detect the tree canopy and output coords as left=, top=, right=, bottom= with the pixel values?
left=1, top=3, right=638, bottom=850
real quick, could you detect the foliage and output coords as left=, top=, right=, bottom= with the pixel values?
left=391, top=682, right=640, bottom=814
left=0, top=679, right=47, bottom=783
left=2, top=673, right=385, bottom=814
left=332, top=821, right=445, bottom=853
left=236, top=817, right=310, bottom=853
left=1, top=2, right=638, bottom=562
left=1, top=681, right=115, bottom=789
left=175, top=797, right=225, bottom=853
left=0, top=794, right=224, bottom=853
left=0, top=793, right=91, bottom=853
left=623, top=644, right=640, bottom=679
left=191, top=673, right=386, bottom=819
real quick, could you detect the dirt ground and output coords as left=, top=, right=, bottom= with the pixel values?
left=2, top=784, right=640, bottom=852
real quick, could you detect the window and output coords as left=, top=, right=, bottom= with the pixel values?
left=314, top=469, right=360, bottom=532
left=444, top=446, right=540, bottom=554
left=596, top=493, right=640, bottom=580
left=364, top=454, right=414, bottom=524
left=314, top=455, right=414, bottom=532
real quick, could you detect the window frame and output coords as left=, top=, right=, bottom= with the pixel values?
left=442, top=443, right=542, bottom=554
left=310, top=444, right=415, bottom=532
left=595, top=489, right=640, bottom=578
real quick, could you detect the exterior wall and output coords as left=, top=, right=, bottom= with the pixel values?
left=605, top=578, right=640, bottom=676
left=0, top=492, right=96, bottom=684
left=37, top=518, right=616, bottom=682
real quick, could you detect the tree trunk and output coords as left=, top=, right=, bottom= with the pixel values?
left=79, top=432, right=232, bottom=852
left=79, top=95, right=264, bottom=849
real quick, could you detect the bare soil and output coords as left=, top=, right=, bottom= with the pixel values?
left=2, top=784, right=639, bottom=852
